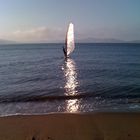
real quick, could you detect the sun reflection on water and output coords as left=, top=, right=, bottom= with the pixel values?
left=62, top=58, right=80, bottom=113
left=66, top=99, right=79, bottom=113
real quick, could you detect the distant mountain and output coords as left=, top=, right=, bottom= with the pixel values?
left=0, top=39, right=16, bottom=44
left=128, top=40, right=140, bottom=43
left=76, top=37, right=126, bottom=43
left=0, top=38, right=140, bottom=44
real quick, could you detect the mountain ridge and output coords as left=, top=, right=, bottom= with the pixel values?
left=0, top=38, right=140, bottom=44
left=0, top=39, right=17, bottom=44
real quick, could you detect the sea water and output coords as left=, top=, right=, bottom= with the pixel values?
left=0, top=43, right=140, bottom=115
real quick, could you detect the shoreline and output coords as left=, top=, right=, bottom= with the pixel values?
left=0, top=112, right=140, bottom=140
left=0, top=111, right=140, bottom=117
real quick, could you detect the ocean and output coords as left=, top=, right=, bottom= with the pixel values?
left=0, top=43, right=140, bottom=116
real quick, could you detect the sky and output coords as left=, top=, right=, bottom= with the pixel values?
left=0, top=0, right=140, bottom=43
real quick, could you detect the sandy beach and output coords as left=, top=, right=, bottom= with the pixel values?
left=0, top=113, right=139, bottom=140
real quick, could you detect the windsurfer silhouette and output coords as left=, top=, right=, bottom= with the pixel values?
left=63, top=46, right=67, bottom=58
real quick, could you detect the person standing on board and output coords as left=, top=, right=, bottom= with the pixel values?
left=63, top=46, right=67, bottom=58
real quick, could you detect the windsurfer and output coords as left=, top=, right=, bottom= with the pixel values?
left=63, top=46, right=67, bottom=58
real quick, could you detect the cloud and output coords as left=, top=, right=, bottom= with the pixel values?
left=76, top=27, right=140, bottom=41
left=1, top=26, right=140, bottom=43
left=2, top=27, right=65, bottom=43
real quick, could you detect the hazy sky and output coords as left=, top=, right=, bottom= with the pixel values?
left=0, top=0, right=140, bottom=42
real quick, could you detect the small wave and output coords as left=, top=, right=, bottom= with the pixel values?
left=0, top=91, right=140, bottom=103
left=0, top=93, right=94, bottom=103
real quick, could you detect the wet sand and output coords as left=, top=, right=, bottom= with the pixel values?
left=0, top=113, right=140, bottom=140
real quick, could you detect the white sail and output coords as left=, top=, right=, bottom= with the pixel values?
left=65, top=23, right=75, bottom=56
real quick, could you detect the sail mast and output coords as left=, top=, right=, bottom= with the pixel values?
left=65, top=28, right=68, bottom=56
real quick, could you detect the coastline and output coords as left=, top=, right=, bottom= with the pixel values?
left=0, top=112, right=140, bottom=140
